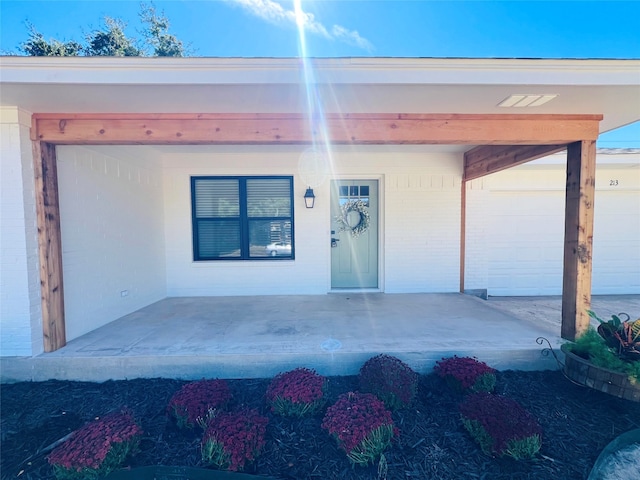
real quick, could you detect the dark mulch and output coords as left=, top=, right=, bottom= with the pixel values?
left=1, top=370, right=639, bottom=480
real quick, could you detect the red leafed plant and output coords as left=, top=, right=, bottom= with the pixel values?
left=459, top=393, right=542, bottom=460
left=266, top=367, right=327, bottom=417
left=434, top=356, right=497, bottom=393
left=321, top=391, right=397, bottom=466
left=167, top=379, right=231, bottom=429
left=358, top=354, right=418, bottom=410
left=47, top=411, right=142, bottom=480
left=201, top=408, right=269, bottom=472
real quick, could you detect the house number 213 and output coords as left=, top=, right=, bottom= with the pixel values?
left=609, top=180, right=619, bottom=186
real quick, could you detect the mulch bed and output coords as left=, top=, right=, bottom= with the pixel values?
left=1, top=370, right=639, bottom=480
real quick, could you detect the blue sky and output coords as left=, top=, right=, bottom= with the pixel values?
left=2, top=1, right=640, bottom=58
left=1, top=0, right=638, bottom=145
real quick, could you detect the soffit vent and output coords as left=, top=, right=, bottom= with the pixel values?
left=498, top=94, right=558, bottom=108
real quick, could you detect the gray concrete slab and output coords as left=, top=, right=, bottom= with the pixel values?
left=2, top=293, right=596, bottom=382
left=487, top=294, right=640, bottom=332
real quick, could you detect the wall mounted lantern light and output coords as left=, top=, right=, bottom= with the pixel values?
left=304, top=187, right=316, bottom=209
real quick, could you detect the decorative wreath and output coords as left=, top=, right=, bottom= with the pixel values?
left=335, top=199, right=370, bottom=238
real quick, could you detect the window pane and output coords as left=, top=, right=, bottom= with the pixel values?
left=249, top=219, right=292, bottom=258
left=197, top=220, right=241, bottom=258
left=192, top=176, right=294, bottom=261
left=246, top=178, right=291, bottom=217
left=360, top=186, right=369, bottom=196
left=194, top=179, right=239, bottom=218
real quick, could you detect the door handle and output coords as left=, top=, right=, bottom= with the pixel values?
left=331, top=238, right=340, bottom=248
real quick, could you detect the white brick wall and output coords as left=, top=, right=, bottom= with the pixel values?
left=56, top=146, right=167, bottom=340
left=163, top=146, right=463, bottom=296
left=0, top=107, right=42, bottom=356
left=384, top=173, right=461, bottom=293
left=162, top=147, right=329, bottom=296
left=463, top=179, right=489, bottom=292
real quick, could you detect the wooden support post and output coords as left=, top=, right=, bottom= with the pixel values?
left=33, top=141, right=66, bottom=351
left=561, top=140, right=596, bottom=341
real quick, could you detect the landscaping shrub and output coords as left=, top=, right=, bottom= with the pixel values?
left=266, top=367, right=327, bottom=417
left=322, top=391, right=397, bottom=466
left=167, top=379, right=232, bottom=429
left=48, top=411, right=142, bottom=480
left=358, top=354, right=418, bottom=410
left=459, top=392, right=542, bottom=460
left=434, top=355, right=497, bottom=393
left=201, top=408, right=269, bottom=472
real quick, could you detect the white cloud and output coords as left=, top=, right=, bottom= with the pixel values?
left=332, top=25, right=374, bottom=52
left=228, top=0, right=374, bottom=51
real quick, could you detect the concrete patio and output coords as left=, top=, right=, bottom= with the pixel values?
left=1, top=293, right=638, bottom=382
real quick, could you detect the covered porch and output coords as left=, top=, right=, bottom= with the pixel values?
left=2, top=58, right=638, bottom=365
left=3, top=293, right=637, bottom=382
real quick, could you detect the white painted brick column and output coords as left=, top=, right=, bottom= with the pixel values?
left=463, top=178, right=489, bottom=294
left=0, top=107, right=43, bottom=356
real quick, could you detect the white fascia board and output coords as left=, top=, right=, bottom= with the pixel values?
left=1, top=57, right=639, bottom=86
left=0, top=106, right=32, bottom=125
left=525, top=149, right=640, bottom=167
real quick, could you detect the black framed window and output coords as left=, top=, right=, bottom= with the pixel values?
left=191, top=176, right=294, bottom=260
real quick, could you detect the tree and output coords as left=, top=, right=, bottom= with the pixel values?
left=18, top=3, right=188, bottom=57
left=85, top=18, right=142, bottom=57
left=140, top=3, right=187, bottom=57
left=21, top=24, right=83, bottom=57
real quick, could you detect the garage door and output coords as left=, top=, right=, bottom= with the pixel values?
left=592, top=190, right=640, bottom=294
left=488, top=191, right=565, bottom=296
left=488, top=188, right=640, bottom=296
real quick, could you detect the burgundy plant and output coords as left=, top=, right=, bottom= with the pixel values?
left=201, top=408, right=269, bottom=472
left=434, top=356, right=497, bottom=393
left=358, top=354, right=418, bottom=410
left=322, top=391, right=397, bottom=466
left=167, top=379, right=231, bottom=429
left=266, top=367, right=327, bottom=417
left=48, top=411, right=142, bottom=480
left=459, top=393, right=542, bottom=460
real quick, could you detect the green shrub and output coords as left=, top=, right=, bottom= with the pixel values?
left=567, top=328, right=640, bottom=383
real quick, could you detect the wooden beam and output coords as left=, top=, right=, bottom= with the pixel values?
left=32, top=113, right=602, bottom=146
left=464, top=144, right=567, bottom=181
left=561, top=140, right=596, bottom=341
left=33, top=141, right=66, bottom=352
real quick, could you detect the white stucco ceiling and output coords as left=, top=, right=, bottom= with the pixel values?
left=2, top=57, right=639, bottom=135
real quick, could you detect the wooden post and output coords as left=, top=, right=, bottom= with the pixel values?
left=33, top=141, right=66, bottom=351
left=561, top=140, right=596, bottom=341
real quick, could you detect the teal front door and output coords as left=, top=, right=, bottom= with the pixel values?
left=330, top=180, right=378, bottom=289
